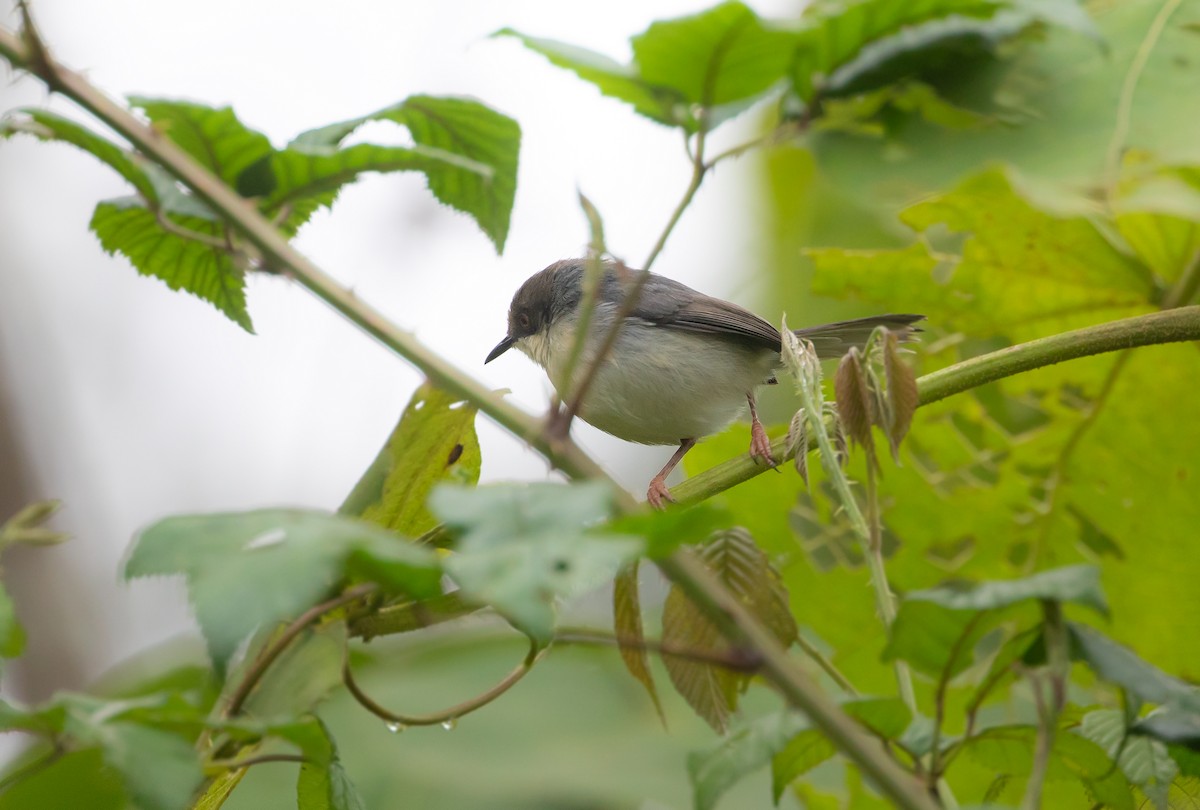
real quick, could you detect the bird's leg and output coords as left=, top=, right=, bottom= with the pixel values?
left=647, top=438, right=697, bottom=510
left=747, top=392, right=777, bottom=467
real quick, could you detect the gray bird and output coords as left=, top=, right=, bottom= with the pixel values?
left=486, top=259, right=922, bottom=507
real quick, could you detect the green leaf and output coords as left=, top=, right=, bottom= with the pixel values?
left=95, top=722, right=204, bottom=810
left=0, top=588, right=25, bottom=660
left=1070, top=624, right=1200, bottom=712
left=340, top=381, right=481, bottom=534
left=771, top=729, right=836, bottom=800
left=612, top=562, right=665, bottom=724
left=124, top=509, right=440, bottom=672
left=0, top=500, right=69, bottom=547
left=431, top=482, right=638, bottom=644
left=904, top=564, right=1109, bottom=615
left=959, top=724, right=1134, bottom=809
left=0, top=110, right=158, bottom=202
left=285, top=96, right=520, bottom=251
left=503, top=2, right=796, bottom=133
left=294, top=718, right=366, bottom=810
left=811, top=167, right=1156, bottom=338
left=790, top=0, right=1006, bottom=102
left=609, top=502, right=730, bottom=559
left=769, top=697, right=911, bottom=801
left=662, top=528, right=798, bottom=733
left=632, top=2, right=796, bottom=109
left=886, top=565, right=1105, bottom=678
left=1136, top=707, right=1200, bottom=751
left=687, top=711, right=806, bottom=810
left=89, top=197, right=253, bottom=332
left=1079, top=708, right=1178, bottom=809
left=495, top=30, right=681, bottom=127
left=240, top=622, right=348, bottom=721
left=129, top=97, right=273, bottom=187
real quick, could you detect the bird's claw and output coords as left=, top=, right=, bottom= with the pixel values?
left=646, top=476, right=676, bottom=510
left=749, top=420, right=777, bottom=468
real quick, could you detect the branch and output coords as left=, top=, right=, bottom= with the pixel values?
left=658, top=551, right=937, bottom=810
left=0, top=22, right=613, bottom=492
left=673, top=306, right=1200, bottom=505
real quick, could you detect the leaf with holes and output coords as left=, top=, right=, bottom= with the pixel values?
left=431, top=482, right=639, bottom=644
left=124, top=510, right=440, bottom=673
left=340, top=381, right=481, bottom=535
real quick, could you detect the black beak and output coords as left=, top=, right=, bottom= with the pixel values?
left=485, top=335, right=516, bottom=364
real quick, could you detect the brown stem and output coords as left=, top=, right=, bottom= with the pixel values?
left=555, top=628, right=761, bottom=672
left=341, top=637, right=540, bottom=728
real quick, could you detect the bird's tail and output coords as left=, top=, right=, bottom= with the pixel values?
left=793, top=314, right=924, bottom=360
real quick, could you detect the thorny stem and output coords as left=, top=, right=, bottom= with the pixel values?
left=342, top=637, right=541, bottom=728
left=3, top=19, right=1199, bottom=810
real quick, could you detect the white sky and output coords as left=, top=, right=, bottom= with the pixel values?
left=0, top=0, right=794, bottom=704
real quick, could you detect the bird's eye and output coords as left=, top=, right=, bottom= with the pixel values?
left=517, top=312, right=531, bottom=330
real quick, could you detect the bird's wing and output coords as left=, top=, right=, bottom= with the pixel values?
left=627, top=273, right=782, bottom=351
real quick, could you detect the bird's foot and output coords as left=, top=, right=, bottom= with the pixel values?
left=749, top=419, right=777, bottom=468
left=646, top=476, right=676, bottom=511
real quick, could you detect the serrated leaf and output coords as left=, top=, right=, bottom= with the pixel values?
left=495, top=30, right=681, bottom=127
left=273, top=96, right=518, bottom=249
left=833, top=347, right=876, bottom=456
left=613, top=562, right=665, bottom=725
left=632, top=2, right=796, bottom=109
left=89, top=198, right=253, bottom=332
left=1070, top=624, right=1200, bottom=713
left=375, top=96, right=520, bottom=252
left=1080, top=708, right=1178, bottom=809
left=810, top=167, right=1155, bottom=338
left=129, top=97, right=273, bottom=187
left=340, top=381, right=481, bottom=535
left=0, top=110, right=158, bottom=202
left=790, top=0, right=1006, bottom=101
left=662, top=529, right=797, bottom=733
left=907, top=564, right=1110, bottom=615
left=431, top=482, right=638, bottom=644
left=687, top=711, right=806, bottom=810
left=787, top=409, right=810, bottom=485
left=124, top=509, right=440, bottom=673
left=96, top=722, right=204, bottom=810
left=883, top=331, right=918, bottom=458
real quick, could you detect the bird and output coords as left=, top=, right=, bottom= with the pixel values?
left=485, top=258, right=922, bottom=508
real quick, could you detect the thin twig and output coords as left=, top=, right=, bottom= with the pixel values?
left=342, top=637, right=540, bottom=728
left=558, top=125, right=711, bottom=432
left=208, top=753, right=309, bottom=771
left=555, top=627, right=761, bottom=672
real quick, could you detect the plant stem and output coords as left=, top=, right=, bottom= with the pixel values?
left=0, top=23, right=611, bottom=491
left=342, top=637, right=540, bottom=728
left=658, top=551, right=937, bottom=810
left=555, top=627, right=760, bottom=671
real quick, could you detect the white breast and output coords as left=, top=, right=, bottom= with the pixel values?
left=517, top=312, right=776, bottom=445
